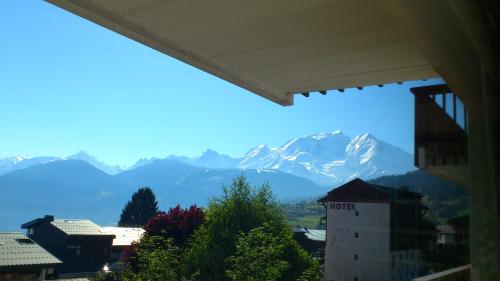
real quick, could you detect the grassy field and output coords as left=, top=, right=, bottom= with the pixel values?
left=280, top=200, right=325, bottom=229
left=287, top=214, right=323, bottom=228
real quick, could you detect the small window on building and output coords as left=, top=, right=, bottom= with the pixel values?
left=355, top=211, right=359, bottom=216
left=354, top=277, right=358, bottom=281
left=15, top=238, right=34, bottom=245
left=354, top=232, right=359, bottom=238
left=354, top=254, right=358, bottom=260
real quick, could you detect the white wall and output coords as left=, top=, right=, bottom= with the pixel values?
left=324, top=202, right=391, bottom=281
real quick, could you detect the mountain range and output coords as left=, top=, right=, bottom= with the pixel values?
left=0, top=131, right=417, bottom=230
left=0, top=131, right=415, bottom=186
left=0, top=159, right=324, bottom=231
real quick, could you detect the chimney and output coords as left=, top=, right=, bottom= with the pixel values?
left=44, top=215, right=54, bottom=222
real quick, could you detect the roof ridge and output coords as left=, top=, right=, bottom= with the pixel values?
left=54, top=218, right=92, bottom=221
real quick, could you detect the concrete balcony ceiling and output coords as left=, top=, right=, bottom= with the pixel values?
left=46, top=0, right=486, bottom=106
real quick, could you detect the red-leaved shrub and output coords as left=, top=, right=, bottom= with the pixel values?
left=144, top=204, right=205, bottom=246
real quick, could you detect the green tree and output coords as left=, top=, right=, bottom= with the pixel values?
left=119, top=187, right=159, bottom=227
left=226, top=223, right=321, bottom=281
left=121, top=235, right=180, bottom=281
left=183, top=176, right=319, bottom=281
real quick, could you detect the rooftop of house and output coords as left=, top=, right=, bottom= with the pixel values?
left=293, top=228, right=326, bottom=242
left=22, top=215, right=115, bottom=237
left=0, top=232, right=62, bottom=269
left=100, top=227, right=145, bottom=247
left=318, top=178, right=421, bottom=204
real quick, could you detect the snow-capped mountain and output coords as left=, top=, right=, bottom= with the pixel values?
left=67, top=151, right=124, bottom=175
left=237, top=131, right=414, bottom=186
left=0, top=151, right=124, bottom=176
left=1, top=131, right=415, bottom=185
left=0, top=156, right=58, bottom=175
left=133, top=131, right=414, bottom=186
left=130, top=150, right=242, bottom=171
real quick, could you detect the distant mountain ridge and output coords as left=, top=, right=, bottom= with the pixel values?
left=0, top=151, right=124, bottom=176
left=0, top=131, right=414, bottom=185
left=0, top=159, right=326, bottom=231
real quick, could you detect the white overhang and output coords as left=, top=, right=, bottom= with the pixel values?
left=45, top=0, right=492, bottom=108
left=45, top=0, right=443, bottom=106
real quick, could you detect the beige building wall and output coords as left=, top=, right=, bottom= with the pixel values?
left=324, top=202, right=391, bottom=281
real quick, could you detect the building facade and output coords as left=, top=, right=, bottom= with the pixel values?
left=319, top=179, right=433, bottom=281
left=21, top=216, right=115, bottom=276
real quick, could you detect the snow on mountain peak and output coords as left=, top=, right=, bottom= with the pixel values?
left=237, top=131, right=413, bottom=185
left=0, top=131, right=414, bottom=186
left=332, top=130, right=343, bottom=135
left=312, top=132, right=328, bottom=140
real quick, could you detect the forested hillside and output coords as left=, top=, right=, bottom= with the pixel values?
left=281, top=170, right=469, bottom=228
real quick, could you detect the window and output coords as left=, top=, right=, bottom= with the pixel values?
left=67, top=244, right=82, bottom=256
left=355, top=211, right=359, bottom=216
left=15, top=238, right=34, bottom=245
left=354, top=277, right=358, bottom=281
left=354, top=232, right=359, bottom=238
left=354, top=254, right=358, bottom=260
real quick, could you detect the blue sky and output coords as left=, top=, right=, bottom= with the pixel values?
left=0, top=1, right=442, bottom=166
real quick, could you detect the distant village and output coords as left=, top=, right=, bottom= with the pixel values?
left=0, top=178, right=468, bottom=281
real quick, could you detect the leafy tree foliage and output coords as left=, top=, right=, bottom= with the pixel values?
left=226, top=223, right=321, bottom=281
left=144, top=204, right=205, bottom=246
left=183, top=176, right=319, bottom=281
left=121, top=235, right=181, bottom=281
left=119, top=187, right=159, bottom=227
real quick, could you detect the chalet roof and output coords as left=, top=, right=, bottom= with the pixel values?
left=50, top=220, right=114, bottom=236
left=0, top=232, right=61, bottom=269
left=293, top=228, right=326, bottom=242
left=317, top=178, right=421, bottom=204
left=22, top=216, right=115, bottom=237
left=100, top=227, right=145, bottom=247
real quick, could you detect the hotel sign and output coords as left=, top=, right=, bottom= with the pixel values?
left=330, top=202, right=357, bottom=210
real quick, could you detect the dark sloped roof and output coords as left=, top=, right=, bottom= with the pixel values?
left=50, top=220, right=114, bottom=237
left=23, top=216, right=115, bottom=237
left=0, top=233, right=61, bottom=268
left=318, top=178, right=420, bottom=204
